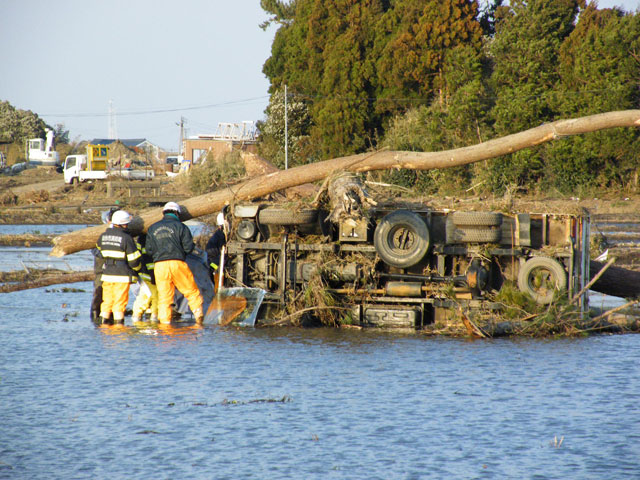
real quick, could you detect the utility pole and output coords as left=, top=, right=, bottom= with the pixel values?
left=176, top=116, right=185, bottom=154
left=284, top=84, right=288, bottom=170
left=108, top=100, right=118, bottom=140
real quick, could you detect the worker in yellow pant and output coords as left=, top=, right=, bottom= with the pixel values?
left=132, top=233, right=158, bottom=323
left=101, top=282, right=132, bottom=323
left=154, top=259, right=203, bottom=324
left=131, top=280, right=158, bottom=322
left=146, top=202, right=204, bottom=325
left=96, top=211, right=141, bottom=324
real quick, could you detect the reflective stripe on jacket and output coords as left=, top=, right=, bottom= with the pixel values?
left=97, top=226, right=141, bottom=283
left=135, top=233, right=156, bottom=284
left=205, top=228, right=226, bottom=271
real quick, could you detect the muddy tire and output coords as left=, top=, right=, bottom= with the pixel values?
left=451, top=211, right=503, bottom=227
left=258, top=208, right=319, bottom=226
left=374, top=210, right=430, bottom=269
left=517, top=257, right=567, bottom=304
left=446, top=225, right=502, bottom=244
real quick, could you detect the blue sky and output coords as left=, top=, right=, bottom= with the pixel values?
left=1, top=0, right=638, bottom=152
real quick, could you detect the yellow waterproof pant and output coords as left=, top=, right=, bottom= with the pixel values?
left=100, top=282, right=130, bottom=320
left=132, top=280, right=158, bottom=319
left=154, top=259, right=203, bottom=324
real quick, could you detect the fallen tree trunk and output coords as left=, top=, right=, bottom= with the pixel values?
left=590, top=260, right=640, bottom=298
left=0, top=270, right=93, bottom=293
left=0, top=234, right=54, bottom=246
left=241, top=152, right=318, bottom=199
left=51, top=110, right=640, bottom=257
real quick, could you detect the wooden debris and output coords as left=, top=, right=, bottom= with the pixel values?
left=0, top=270, right=93, bottom=293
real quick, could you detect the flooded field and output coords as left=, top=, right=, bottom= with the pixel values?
left=0, top=228, right=639, bottom=478
left=1, top=282, right=640, bottom=479
left=1, top=223, right=640, bottom=478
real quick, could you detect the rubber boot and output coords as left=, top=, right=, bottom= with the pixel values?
left=194, top=308, right=204, bottom=326
left=90, top=285, right=103, bottom=322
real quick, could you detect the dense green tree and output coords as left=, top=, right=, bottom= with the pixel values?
left=490, top=0, right=583, bottom=134
left=380, top=43, right=492, bottom=194
left=261, top=0, right=485, bottom=160
left=376, top=0, right=483, bottom=109
left=259, top=0, right=639, bottom=197
left=0, top=101, right=47, bottom=144
left=309, top=0, right=384, bottom=158
left=485, top=0, right=583, bottom=192
left=546, top=4, right=640, bottom=192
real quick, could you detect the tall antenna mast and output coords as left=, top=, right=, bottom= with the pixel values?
left=108, top=100, right=118, bottom=140
left=176, top=116, right=185, bottom=154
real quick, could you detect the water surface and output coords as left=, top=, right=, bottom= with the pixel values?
left=1, top=283, right=639, bottom=479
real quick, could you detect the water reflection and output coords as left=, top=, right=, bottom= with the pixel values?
left=97, top=321, right=204, bottom=342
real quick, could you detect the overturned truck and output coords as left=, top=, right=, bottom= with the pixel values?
left=223, top=189, right=590, bottom=329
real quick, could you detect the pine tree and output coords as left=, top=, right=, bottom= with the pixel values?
left=261, top=0, right=485, bottom=161
left=546, top=5, right=640, bottom=191
left=486, top=0, right=583, bottom=192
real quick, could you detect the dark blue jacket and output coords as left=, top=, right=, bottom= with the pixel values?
left=96, top=226, right=141, bottom=283
left=205, top=227, right=226, bottom=270
left=146, top=213, right=195, bottom=263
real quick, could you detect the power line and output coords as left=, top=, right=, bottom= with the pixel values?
left=41, top=96, right=270, bottom=118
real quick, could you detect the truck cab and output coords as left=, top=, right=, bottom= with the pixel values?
left=63, top=145, right=109, bottom=184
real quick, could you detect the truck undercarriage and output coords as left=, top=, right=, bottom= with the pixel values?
left=223, top=200, right=590, bottom=329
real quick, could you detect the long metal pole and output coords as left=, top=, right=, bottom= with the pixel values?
left=284, top=84, right=288, bottom=170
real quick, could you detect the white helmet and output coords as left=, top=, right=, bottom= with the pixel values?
left=163, top=201, right=181, bottom=214
left=111, top=210, right=132, bottom=225
left=216, top=212, right=225, bottom=226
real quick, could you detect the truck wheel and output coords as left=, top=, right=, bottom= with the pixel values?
left=258, top=208, right=319, bottom=226
left=71, top=177, right=79, bottom=185
left=451, top=211, right=503, bottom=227
left=517, top=257, right=567, bottom=304
left=374, top=210, right=430, bottom=269
left=446, top=221, right=502, bottom=244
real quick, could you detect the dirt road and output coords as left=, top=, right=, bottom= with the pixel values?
left=8, top=178, right=65, bottom=194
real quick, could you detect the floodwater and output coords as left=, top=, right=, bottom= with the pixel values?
left=1, top=226, right=640, bottom=479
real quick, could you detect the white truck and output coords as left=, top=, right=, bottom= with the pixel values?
left=64, top=144, right=156, bottom=184
left=63, top=144, right=109, bottom=184
left=112, top=166, right=155, bottom=180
